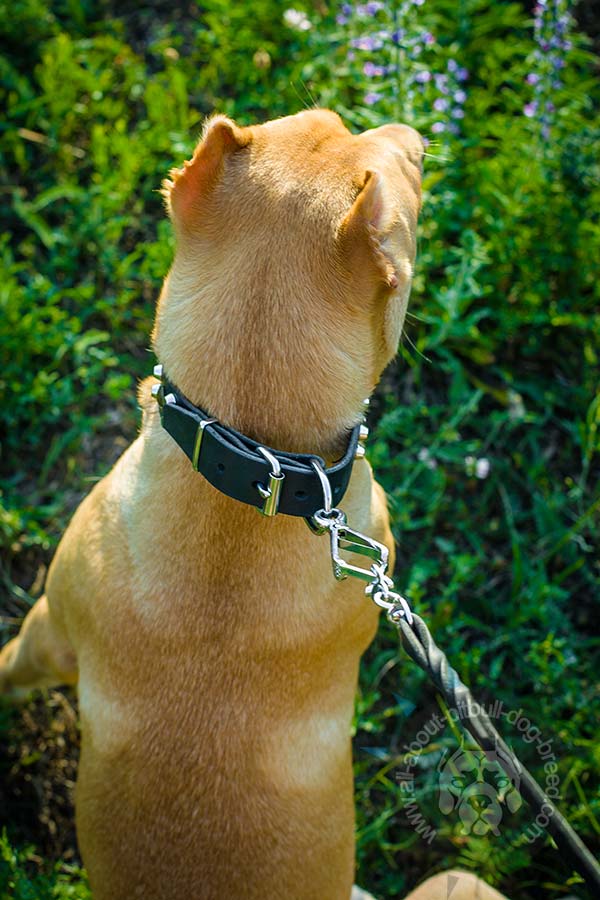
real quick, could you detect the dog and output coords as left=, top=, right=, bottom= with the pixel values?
left=0, top=110, right=509, bottom=900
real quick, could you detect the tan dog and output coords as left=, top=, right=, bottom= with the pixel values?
left=0, top=110, right=508, bottom=900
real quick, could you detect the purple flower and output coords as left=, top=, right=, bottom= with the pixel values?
left=364, top=91, right=382, bottom=105
left=447, top=58, right=458, bottom=72
left=415, top=70, right=432, bottom=83
left=351, top=35, right=381, bottom=51
left=363, top=61, right=384, bottom=76
left=391, top=29, right=404, bottom=45
left=341, top=2, right=352, bottom=11
left=433, top=97, right=449, bottom=111
left=424, top=32, right=435, bottom=46
left=454, top=89, right=467, bottom=103
left=336, top=13, right=349, bottom=24
left=356, top=0, right=383, bottom=14
left=452, top=107, right=465, bottom=119
left=431, top=122, right=445, bottom=133
left=413, top=0, right=426, bottom=5
left=526, top=0, right=572, bottom=136
left=456, top=67, right=469, bottom=81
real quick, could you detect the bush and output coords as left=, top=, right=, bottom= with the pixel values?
left=0, top=1, right=598, bottom=897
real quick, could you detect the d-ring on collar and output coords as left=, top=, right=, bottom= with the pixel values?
left=151, top=364, right=368, bottom=518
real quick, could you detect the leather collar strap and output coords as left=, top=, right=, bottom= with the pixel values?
left=153, top=372, right=362, bottom=518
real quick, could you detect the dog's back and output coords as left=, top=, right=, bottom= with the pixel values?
left=49, top=417, right=382, bottom=899
left=2, top=110, right=427, bottom=898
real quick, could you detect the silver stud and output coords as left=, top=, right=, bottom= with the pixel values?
left=355, top=444, right=366, bottom=460
left=151, top=382, right=165, bottom=407
left=359, top=424, right=369, bottom=442
left=164, top=393, right=176, bottom=405
left=363, top=398, right=370, bottom=408
left=153, top=363, right=164, bottom=379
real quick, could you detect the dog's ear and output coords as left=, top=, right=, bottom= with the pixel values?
left=339, top=120, right=422, bottom=293
left=338, top=160, right=420, bottom=291
left=162, top=115, right=252, bottom=227
left=338, top=165, right=420, bottom=354
left=339, top=170, right=401, bottom=292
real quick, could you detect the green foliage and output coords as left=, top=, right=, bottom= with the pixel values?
left=0, top=0, right=315, bottom=554
left=0, top=830, right=90, bottom=900
left=0, top=1, right=598, bottom=898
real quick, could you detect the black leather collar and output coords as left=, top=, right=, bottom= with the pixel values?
left=152, top=367, right=363, bottom=518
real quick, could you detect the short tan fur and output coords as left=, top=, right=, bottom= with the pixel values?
left=1, top=109, right=508, bottom=900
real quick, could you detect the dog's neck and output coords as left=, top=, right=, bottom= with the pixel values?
left=152, top=258, right=380, bottom=461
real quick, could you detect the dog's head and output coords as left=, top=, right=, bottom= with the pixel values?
left=153, top=110, right=423, bottom=452
left=438, top=738, right=522, bottom=836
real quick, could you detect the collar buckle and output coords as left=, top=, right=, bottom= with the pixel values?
left=152, top=363, right=362, bottom=518
left=192, top=418, right=217, bottom=470
left=256, top=447, right=285, bottom=517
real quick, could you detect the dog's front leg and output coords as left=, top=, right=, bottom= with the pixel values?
left=0, top=594, right=77, bottom=696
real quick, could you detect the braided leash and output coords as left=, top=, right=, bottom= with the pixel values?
left=306, top=473, right=600, bottom=895
left=393, top=611, right=600, bottom=893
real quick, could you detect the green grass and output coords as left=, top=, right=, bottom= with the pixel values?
left=1, top=1, right=599, bottom=898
